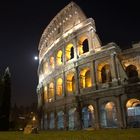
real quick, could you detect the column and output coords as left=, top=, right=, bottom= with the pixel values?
left=73, top=37, right=79, bottom=59
left=54, top=79, right=57, bottom=100
left=47, top=112, right=50, bottom=130
left=116, top=96, right=125, bottom=128
left=94, top=99, right=100, bottom=129
left=110, top=52, right=119, bottom=85
left=62, top=45, right=66, bottom=65
left=63, top=71, right=66, bottom=97
left=75, top=98, right=82, bottom=129
left=64, top=107, right=68, bottom=130
left=88, top=29, right=94, bottom=52
left=54, top=110, right=57, bottom=130
left=90, top=60, right=97, bottom=90
left=41, top=85, right=45, bottom=130
left=75, top=66, right=80, bottom=95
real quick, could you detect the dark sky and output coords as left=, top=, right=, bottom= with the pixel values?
left=0, top=0, right=140, bottom=106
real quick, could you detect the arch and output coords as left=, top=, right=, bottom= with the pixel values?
left=66, top=72, right=75, bottom=93
left=126, top=65, right=139, bottom=83
left=42, top=61, right=48, bottom=74
left=66, top=43, right=74, bottom=61
left=49, top=82, right=54, bottom=101
left=56, top=78, right=63, bottom=96
left=68, top=108, right=76, bottom=130
left=78, top=36, right=89, bottom=55
left=44, top=85, right=48, bottom=102
left=126, top=98, right=140, bottom=128
left=49, top=112, right=55, bottom=129
left=50, top=56, right=55, bottom=68
left=56, top=50, right=63, bottom=65
left=80, top=68, right=92, bottom=88
left=82, top=105, right=95, bottom=128
left=98, top=63, right=112, bottom=83
left=57, top=111, right=64, bottom=129
left=100, top=102, right=117, bottom=128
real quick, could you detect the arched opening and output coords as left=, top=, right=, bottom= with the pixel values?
left=66, top=73, right=75, bottom=93
left=56, top=50, right=63, bottom=65
left=78, top=36, right=89, bottom=55
left=49, top=82, right=54, bottom=102
left=68, top=108, right=76, bottom=130
left=126, top=98, right=140, bottom=128
left=126, top=65, right=139, bottom=82
left=57, top=111, right=64, bottom=129
left=42, top=61, right=48, bottom=74
left=100, top=102, right=118, bottom=128
left=44, top=86, right=48, bottom=103
left=80, top=68, right=92, bottom=88
left=82, top=105, right=95, bottom=128
left=56, top=78, right=63, bottom=96
left=66, top=43, right=74, bottom=61
left=50, top=56, right=55, bottom=69
left=49, top=112, right=55, bottom=129
left=101, top=64, right=112, bottom=83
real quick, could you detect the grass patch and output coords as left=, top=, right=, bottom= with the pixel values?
left=0, top=129, right=140, bottom=140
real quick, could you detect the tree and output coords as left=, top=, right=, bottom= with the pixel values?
left=0, top=67, right=11, bottom=130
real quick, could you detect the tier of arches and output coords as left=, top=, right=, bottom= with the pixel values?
left=43, top=63, right=139, bottom=102
left=40, top=36, right=90, bottom=76
left=42, top=98, right=140, bottom=130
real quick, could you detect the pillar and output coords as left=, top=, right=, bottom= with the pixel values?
left=54, top=110, right=57, bottom=130
left=91, top=60, right=97, bottom=90
left=116, top=96, right=125, bottom=128
left=75, top=66, right=80, bottom=95
left=54, top=79, right=57, bottom=100
left=110, top=52, right=119, bottom=85
left=63, top=71, right=66, bottom=97
left=88, top=28, right=94, bottom=52
left=94, top=99, right=100, bottom=129
left=73, top=37, right=79, bottom=59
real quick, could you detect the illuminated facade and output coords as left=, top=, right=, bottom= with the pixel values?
left=37, top=2, right=140, bottom=130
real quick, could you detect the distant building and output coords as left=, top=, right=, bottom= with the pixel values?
left=0, top=68, right=11, bottom=130
left=37, top=2, right=140, bottom=130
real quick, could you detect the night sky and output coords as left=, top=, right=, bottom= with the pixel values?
left=0, top=0, right=140, bottom=106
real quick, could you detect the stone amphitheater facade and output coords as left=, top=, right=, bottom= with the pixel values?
left=37, top=2, right=140, bottom=130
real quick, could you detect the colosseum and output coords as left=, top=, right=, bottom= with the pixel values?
left=37, top=2, right=140, bottom=130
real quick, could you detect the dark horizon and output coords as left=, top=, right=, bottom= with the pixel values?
left=0, top=0, right=140, bottom=106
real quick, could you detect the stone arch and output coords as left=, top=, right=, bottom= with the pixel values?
left=56, top=78, right=63, bottom=96
left=50, top=56, right=55, bottom=69
left=80, top=68, right=92, bottom=88
left=49, top=112, right=55, bottom=129
left=48, top=82, right=54, bottom=101
left=68, top=108, right=76, bottom=130
left=78, top=36, right=89, bottom=55
left=43, top=85, right=48, bottom=103
left=126, top=65, right=139, bottom=82
left=100, top=101, right=118, bottom=128
left=66, top=72, right=75, bottom=93
left=42, top=61, right=48, bottom=74
left=97, top=63, right=112, bottom=83
left=57, top=111, right=64, bottom=129
left=65, top=43, right=74, bottom=61
left=56, top=50, right=63, bottom=65
left=82, top=105, right=95, bottom=128
left=126, top=98, right=140, bottom=128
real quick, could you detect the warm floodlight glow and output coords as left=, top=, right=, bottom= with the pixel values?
left=32, top=116, right=36, bottom=121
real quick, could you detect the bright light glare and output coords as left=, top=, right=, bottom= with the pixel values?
left=34, top=56, right=38, bottom=60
